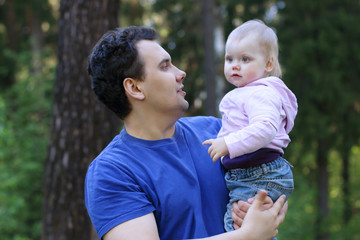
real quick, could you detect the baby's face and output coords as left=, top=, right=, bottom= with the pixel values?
left=224, top=34, right=272, bottom=87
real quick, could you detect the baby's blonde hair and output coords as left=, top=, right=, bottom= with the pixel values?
left=226, top=19, right=282, bottom=77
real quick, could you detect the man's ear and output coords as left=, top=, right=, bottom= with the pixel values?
left=265, top=57, right=274, bottom=73
left=123, top=78, right=145, bottom=100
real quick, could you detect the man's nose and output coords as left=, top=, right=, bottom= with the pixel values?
left=177, top=69, right=186, bottom=82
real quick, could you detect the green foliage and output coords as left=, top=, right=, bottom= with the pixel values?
left=1, top=0, right=359, bottom=239
left=0, top=0, right=57, bottom=89
left=0, top=46, right=55, bottom=240
left=276, top=0, right=360, bottom=237
left=278, top=171, right=317, bottom=239
left=278, top=0, right=360, bottom=146
left=278, top=145, right=360, bottom=239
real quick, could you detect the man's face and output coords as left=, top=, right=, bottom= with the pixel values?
left=136, top=40, right=189, bottom=117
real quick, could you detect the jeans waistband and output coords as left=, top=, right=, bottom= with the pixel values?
left=228, top=157, right=291, bottom=179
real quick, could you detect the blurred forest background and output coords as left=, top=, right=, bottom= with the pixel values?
left=0, top=0, right=359, bottom=239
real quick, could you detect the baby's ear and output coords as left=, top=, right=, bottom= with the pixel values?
left=265, top=58, right=274, bottom=73
left=123, top=78, right=145, bottom=100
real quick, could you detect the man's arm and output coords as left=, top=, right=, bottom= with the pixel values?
left=103, top=214, right=262, bottom=240
left=103, top=212, right=242, bottom=240
left=103, top=212, right=160, bottom=240
left=104, top=191, right=287, bottom=240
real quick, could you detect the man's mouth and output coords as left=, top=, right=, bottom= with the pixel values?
left=177, top=85, right=186, bottom=96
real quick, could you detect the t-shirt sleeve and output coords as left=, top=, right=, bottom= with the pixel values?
left=85, top=159, right=155, bottom=238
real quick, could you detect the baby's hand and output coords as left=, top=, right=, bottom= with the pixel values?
left=202, top=138, right=229, bottom=162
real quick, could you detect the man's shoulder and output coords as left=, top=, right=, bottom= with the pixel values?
left=178, top=116, right=221, bottom=127
left=177, top=116, right=222, bottom=138
left=87, top=133, right=128, bottom=170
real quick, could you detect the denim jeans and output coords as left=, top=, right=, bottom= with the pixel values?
left=224, top=157, right=294, bottom=235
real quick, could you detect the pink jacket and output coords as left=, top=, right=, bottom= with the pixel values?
left=218, top=76, right=298, bottom=158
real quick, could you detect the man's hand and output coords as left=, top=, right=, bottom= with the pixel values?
left=202, top=138, right=229, bottom=162
left=231, top=192, right=274, bottom=229
left=240, top=190, right=288, bottom=239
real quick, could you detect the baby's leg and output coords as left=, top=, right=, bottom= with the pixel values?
left=223, top=157, right=294, bottom=232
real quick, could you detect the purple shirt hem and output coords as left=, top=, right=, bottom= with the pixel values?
left=222, top=148, right=281, bottom=169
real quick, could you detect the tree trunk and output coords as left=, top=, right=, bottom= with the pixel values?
left=340, top=113, right=353, bottom=225
left=342, top=148, right=351, bottom=224
left=201, top=0, right=217, bottom=116
left=2, top=0, right=18, bottom=87
left=26, top=3, right=44, bottom=74
left=4, top=0, right=18, bottom=52
left=340, top=113, right=352, bottom=225
left=42, top=1, right=120, bottom=239
left=315, top=140, right=329, bottom=240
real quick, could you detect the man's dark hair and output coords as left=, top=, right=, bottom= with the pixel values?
left=87, top=26, right=159, bottom=119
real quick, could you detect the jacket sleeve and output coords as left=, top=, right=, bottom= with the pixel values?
left=224, top=88, right=283, bottom=158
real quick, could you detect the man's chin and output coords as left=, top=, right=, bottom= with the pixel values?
left=183, top=101, right=189, bottom=111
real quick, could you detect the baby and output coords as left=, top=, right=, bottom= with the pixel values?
left=203, top=19, right=298, bottom=233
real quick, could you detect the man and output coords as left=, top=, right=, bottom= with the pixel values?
left=85, top=26, right=287, bottom=240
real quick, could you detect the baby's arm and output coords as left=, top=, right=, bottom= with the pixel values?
left=225, top=120, right=277, bottom=158
left=225, top=90, right=282, bottom=158
left=202, top=138, right=228, bottom=162
left=204, top=88, right=282, bottom=161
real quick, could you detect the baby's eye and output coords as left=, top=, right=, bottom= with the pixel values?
left=242, top=57, right=249, bottom=62
left=226, top=57, right=233, bottom=62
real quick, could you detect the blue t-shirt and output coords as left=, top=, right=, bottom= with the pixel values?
left=85, top=116, right=229, bottom=239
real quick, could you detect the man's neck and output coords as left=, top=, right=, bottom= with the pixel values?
left=124, top=111, right=180, bottom=140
